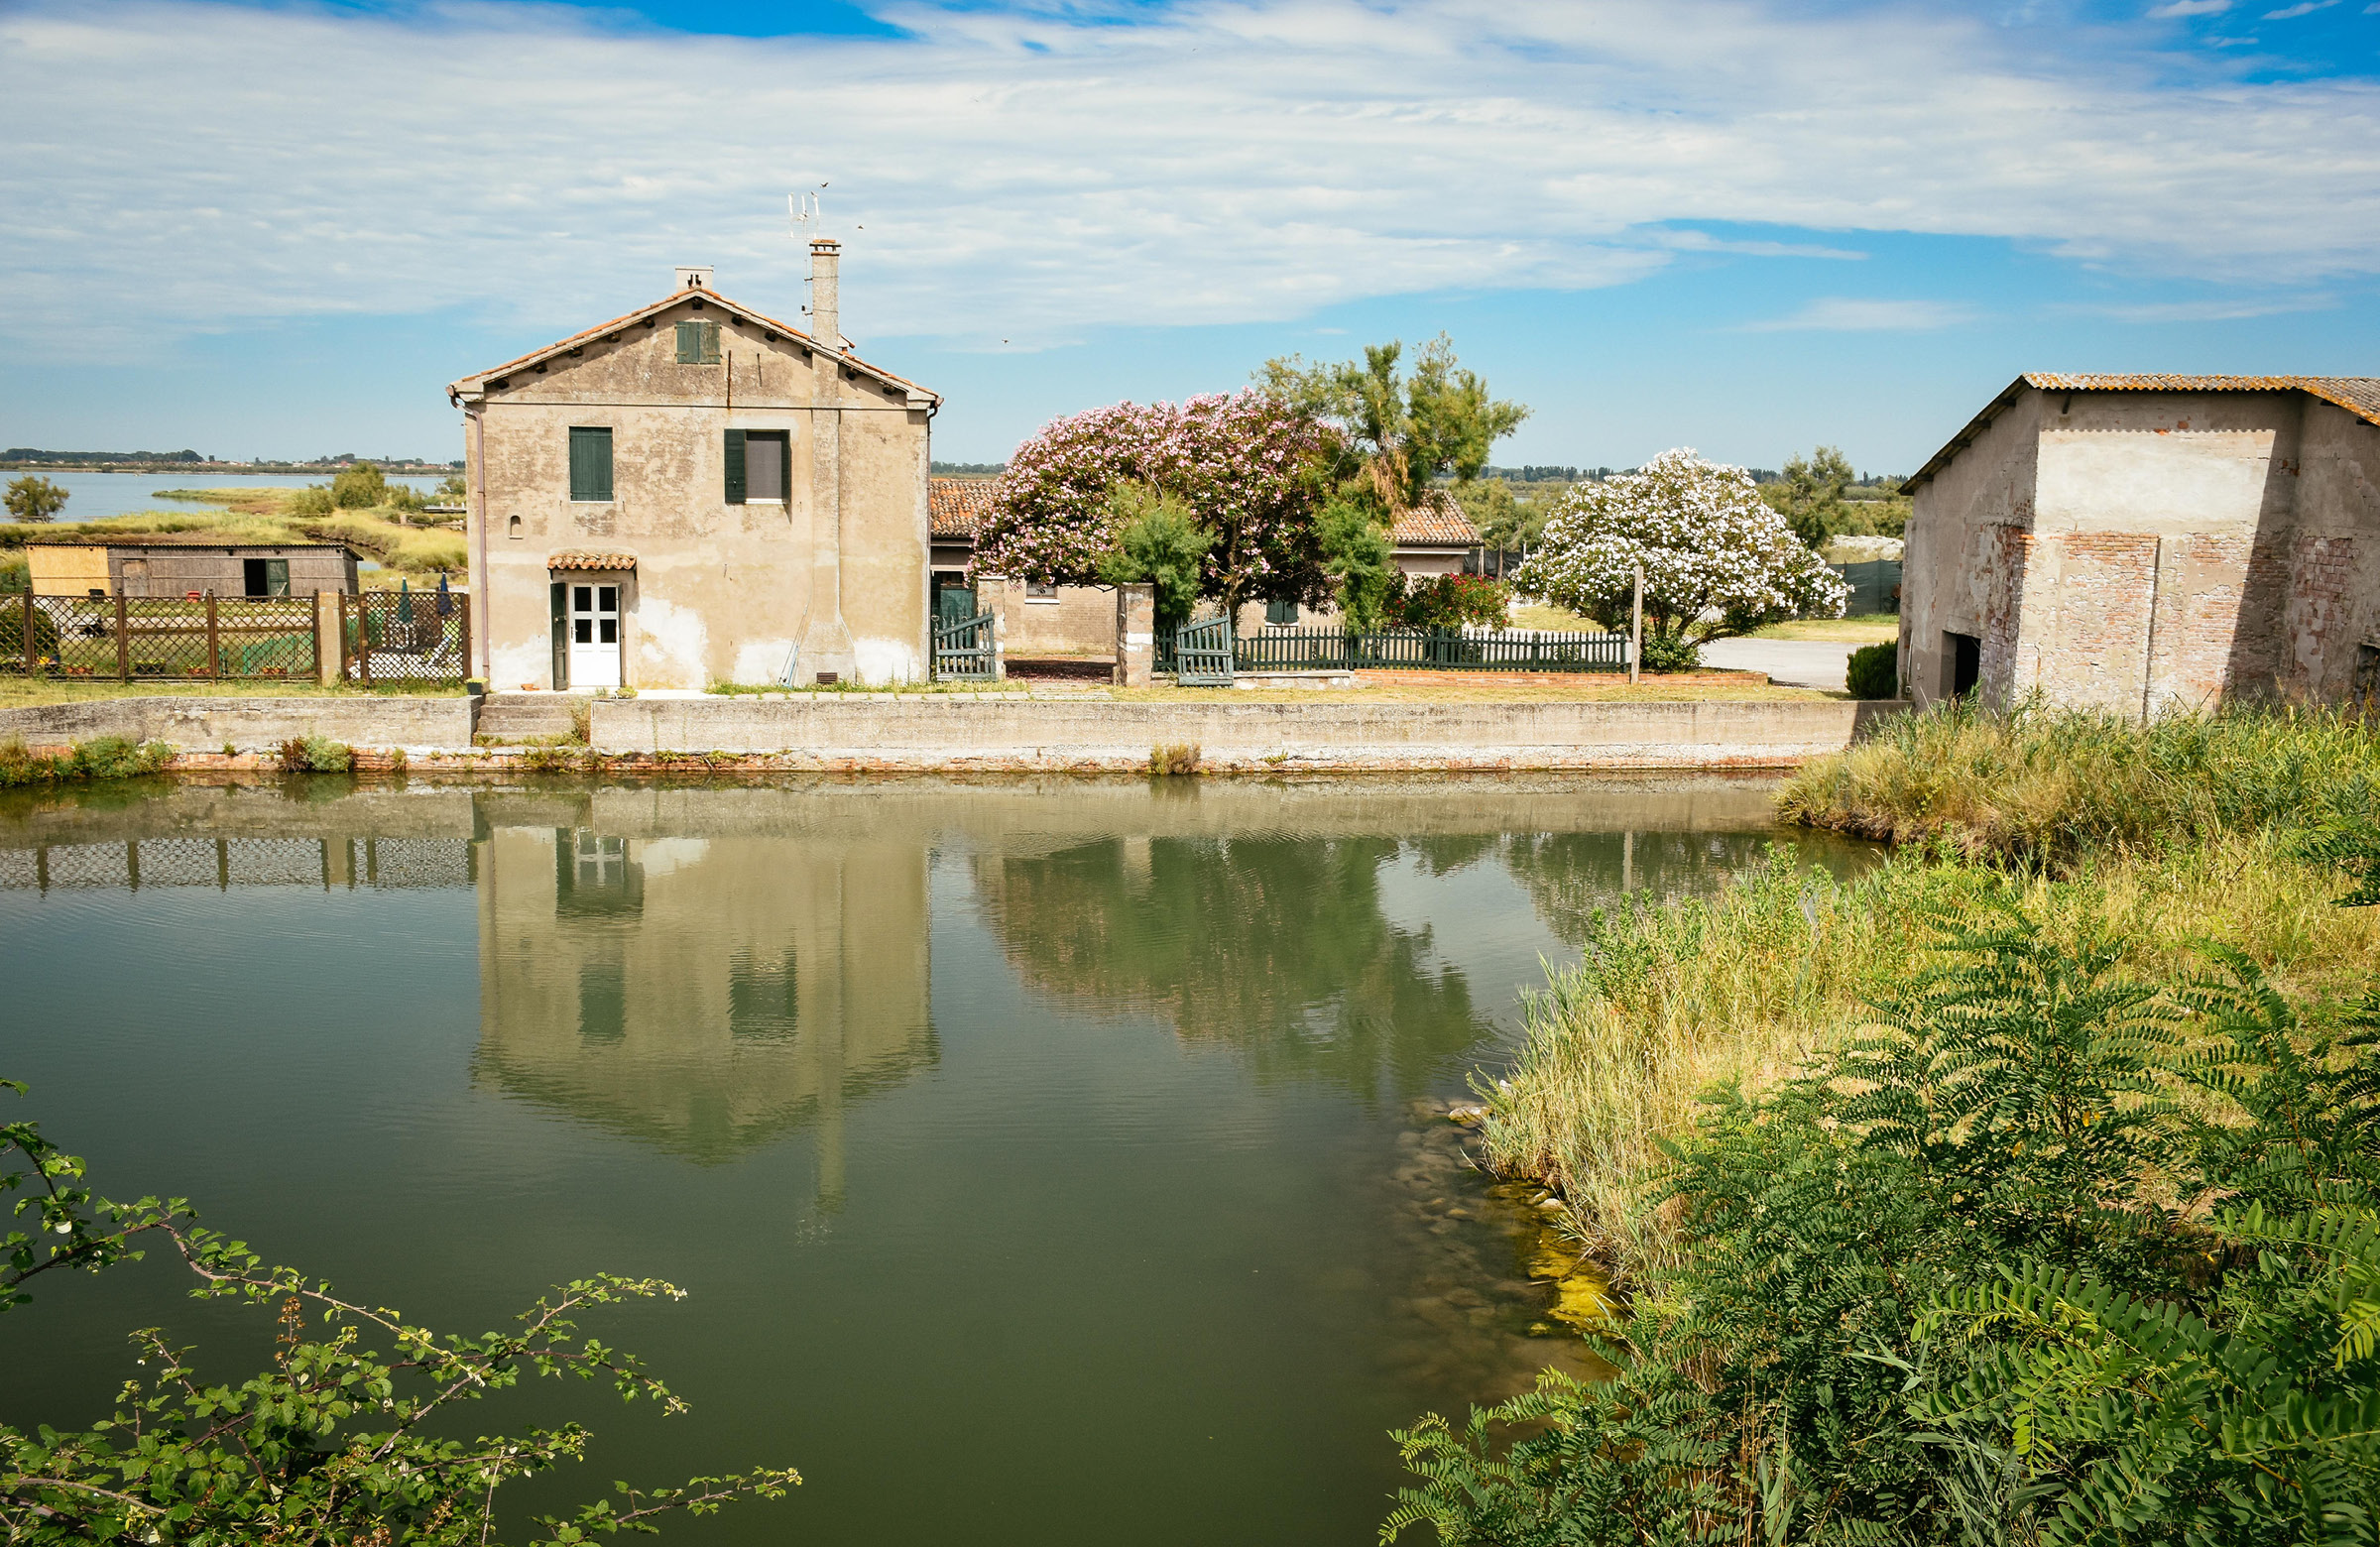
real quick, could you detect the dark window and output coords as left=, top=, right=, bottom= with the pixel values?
left=2355, top=643, right=2379, bottom=706
left=1946, top=631, right=1981, bottom=698
left=675, top=320, right=721, bottom=364
left=745, top=430, right=788, bottom=502
left=578, top=959, right=626, bottom=1044
left=1265, top=598, right=1299, bottom=627
left=243, top=557, right=289, bottom=597
left=728, top=949, right=799, bottom=1041
left=568, top=426, right=613, bottom=502
left=1025, top=580, right=1059, bottom=601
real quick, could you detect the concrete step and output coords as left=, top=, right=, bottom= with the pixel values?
left=475, top=693, right=586, bottom=741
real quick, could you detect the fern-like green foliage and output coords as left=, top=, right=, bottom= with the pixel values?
left=1387, top=831, right=2380, bottom=1545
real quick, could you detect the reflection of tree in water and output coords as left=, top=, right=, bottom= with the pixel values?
left=974, top=835, right=1492, bottom=1101
left=1496, top=829, right=1870, bottom=947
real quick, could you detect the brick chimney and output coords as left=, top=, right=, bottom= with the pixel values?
left=808, top=237, right=840, bottom=352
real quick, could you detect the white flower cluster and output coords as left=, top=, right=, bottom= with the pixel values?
left=1516, top=448, right=1848, bottom=641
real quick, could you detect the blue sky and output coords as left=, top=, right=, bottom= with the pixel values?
left=3, top=0, right=2377, bottom=473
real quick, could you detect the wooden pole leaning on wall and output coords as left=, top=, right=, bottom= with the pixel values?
left=204, top=592, right=220, bottom=680
left=1629, top=564, right=1643, bottom=686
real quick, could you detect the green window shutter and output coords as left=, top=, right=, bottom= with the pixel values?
left=779, top=432, right=791, bottom=504
left=724, top=429, right=747, bottom=505
left=677, top=319, right=720, bottom=364
left=569, top=426, right=612, bottom=502
left=266, top=559, right=290, bottom=596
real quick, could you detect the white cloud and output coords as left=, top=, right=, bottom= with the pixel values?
left=2075, top=293, right=2338, bottom=320
left=1740, top=298, right=1978, bottom=331
left=2, top=0, right=2379, bottom=358
left=2262, top=0, right=2336, bottom=16
left=2149, top=0, right=2229, bottom=14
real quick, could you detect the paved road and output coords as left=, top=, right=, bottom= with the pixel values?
left=1699, top=637, right=1859, bottom=691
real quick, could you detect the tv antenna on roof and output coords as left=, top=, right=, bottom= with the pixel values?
left=790, top=183, right=826, bottom=238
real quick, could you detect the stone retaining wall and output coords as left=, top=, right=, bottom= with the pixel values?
left=0, top=696, right=474, bottom=752
left=592, top=696, right=1894, bottom=771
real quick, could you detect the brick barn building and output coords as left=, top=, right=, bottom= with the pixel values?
left=1899, top=374, right=2380, bottom=713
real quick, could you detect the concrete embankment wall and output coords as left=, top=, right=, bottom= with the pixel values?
left=0, top=696, right=473, bottom=752
left=0, top=694, right=1897, bottom=772
left=591, top=696, right=1888, bottom=771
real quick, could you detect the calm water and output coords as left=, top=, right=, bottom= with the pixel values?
left=0, top=774, right=1872, bottom=1544
left=28, top=471, right=446, bottom=521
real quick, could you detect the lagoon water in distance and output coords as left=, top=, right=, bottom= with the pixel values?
left=0, top=774, right=1873, bottom=1544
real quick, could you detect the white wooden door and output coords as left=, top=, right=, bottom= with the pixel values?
left=567, top=582, right=621, bottom=689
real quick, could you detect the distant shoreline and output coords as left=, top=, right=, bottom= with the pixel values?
left=4, top=462, right=458, bottom=476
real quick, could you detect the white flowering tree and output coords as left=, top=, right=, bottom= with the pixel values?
left=1517, top=448, right=1846, bottom=665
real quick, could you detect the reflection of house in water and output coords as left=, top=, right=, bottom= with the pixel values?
left=472, top=809, right=934, bottom=1203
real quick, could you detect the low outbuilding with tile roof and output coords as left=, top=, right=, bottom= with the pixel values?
left=447, top=245, right=940, bottom=691
left=1898, top=374, right=2380, bottom=712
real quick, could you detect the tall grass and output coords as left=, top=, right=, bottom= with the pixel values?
left=1779, top=699, right=2380, bottom=861
left=1489, top=804, right=2380, bottom=1276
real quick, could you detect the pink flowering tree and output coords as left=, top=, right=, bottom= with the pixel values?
left=974, top=391, right=1337, bottom=619
left=1517, top=449, right=1847, bottom=666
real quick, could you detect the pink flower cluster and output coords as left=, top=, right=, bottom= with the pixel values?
left=975, top=390, right=1339, bottom=606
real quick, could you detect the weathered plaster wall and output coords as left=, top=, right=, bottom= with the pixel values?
left=2287, top=399, right=2380, bottom=699
left=1005, top=584, right=1116, bottom=654
left=1902, top=391, right=2044, bottom=705
left=465, top=292, right=930, bottom=691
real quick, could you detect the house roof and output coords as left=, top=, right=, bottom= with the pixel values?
left=1394, top=490, right=1482, bottom=547
left=447, top=288, right=940, bottom=409
left=928, top=477, right=1000, bottom=540
left=26, top=534, right=358, bottom=553
left=1904, top=374, right=2380, bottom=492
left=925, top=479, right=1482, bottom=547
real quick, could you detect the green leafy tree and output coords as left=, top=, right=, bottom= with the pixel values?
left=1260, top=336, right=1528, bottom=626
left=4, top=476, right=67, bottom=523
left=1318, top=491, right=1397, bottom=630
left=1454, top=478, right=1552, bottom=552
left=1763, top=445, right=1853, bottom=549
left=1260, top=335, right=1529, bottom=515
left=3, top=1081, right=798, bottom=1544
left=330, top=461, right=390, bottom=510
left=1094, top=481, right=1212, bottom=631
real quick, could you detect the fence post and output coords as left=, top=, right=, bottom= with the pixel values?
left=1114, top=583, right=1153, bottom=688
left=23, top=592, right=35, bottom=674
left=204, top=592, right=219, bottom=679
left=116, top=595, right=130, bottom=681
left=359, top=596, right=373, bottom=688
left=313, top=591, right=337, bottom=686
left=1629, top=565, right=1642, bottom=686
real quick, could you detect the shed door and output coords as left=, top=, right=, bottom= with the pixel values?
left=567, top=582, right=622, bottom=689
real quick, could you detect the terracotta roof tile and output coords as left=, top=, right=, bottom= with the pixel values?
left=1392, top=490, right=1480, bottom=547
left=547, top=549, right=638, bottom=571
left=929, top=478, right=1001, bottom=539
left=1907, top=374, right=2380, bottom=490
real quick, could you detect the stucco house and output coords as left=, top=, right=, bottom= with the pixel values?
left=925, top=482, right=1485, bottom=654
left=449, top=243, right=941, bottom=691
left=1899, top=374, right=2380, bottom=713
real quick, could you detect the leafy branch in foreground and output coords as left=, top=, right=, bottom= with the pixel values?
left=2, top=1082, right=796, bottom=1544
